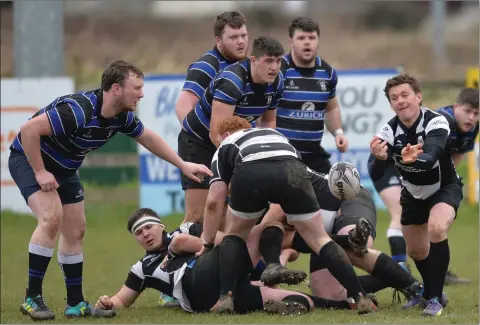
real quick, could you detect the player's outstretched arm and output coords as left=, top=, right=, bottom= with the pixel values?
left=136, top=128, right=212, bottom=183
left=95, top=285, right=141, bottom=310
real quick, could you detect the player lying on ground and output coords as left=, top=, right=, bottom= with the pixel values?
left=369, top=74, right=464, bottom=316
left=367, top=87, right=478, bottom=285
left=259, top=171, right=441, bottom=309
left=197, top=116, right=377, bottom=314
left=8, top=60, right=212, bottom=321
left=94, top=208, right=358, bottom=315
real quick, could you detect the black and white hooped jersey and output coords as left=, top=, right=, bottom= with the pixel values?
left=276, top=54, right=338, bottom=154
left=182, top=46, right=237, bottom=99
left=210, top=128, right=301, bottom=185
left=10, top=89, right=144, bottom=176
left=373, top=107, right=459, bottom=199
left=125, top=223, right=202, bottom=293
left=436, top=105, right=479, bottom=154
left=182, top=59, right=284, bottom=147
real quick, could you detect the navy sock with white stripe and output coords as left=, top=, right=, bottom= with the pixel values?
left=58, top=253, right=85, bottom=306
left=387, top=228, right=407, bottom=263
left=27, top=243, right=54, bottom=297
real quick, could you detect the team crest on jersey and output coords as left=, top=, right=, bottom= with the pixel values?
left=417, top=136, right=424, bottom=144
left=318, top=80, right=327, bottom=91
left=266, top=95, right=272, bottom=105
left=286, top=80, right=299, bottom=90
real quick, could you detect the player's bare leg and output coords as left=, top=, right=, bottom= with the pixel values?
left=183, top=189, right=209, bottom=224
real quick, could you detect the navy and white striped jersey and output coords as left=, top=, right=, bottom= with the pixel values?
left=370, top=107, right=459, bottom=200
left=182, top=46, right=237, bottom=99
left=436, top=105, right=479, bottom=154
left=182, top=60, right=284, bottom=147
left=10, top=89, right=144, bottom=176
left=276, top=54, right=338, bottom=153
left=210, top=128, right=300, bottom=185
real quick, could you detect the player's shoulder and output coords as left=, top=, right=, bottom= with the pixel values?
left=192, top=48, right=223, bottom=68
left=222, top=60, right=248, bottom=76
left=317, top=56, right=335, bottom=75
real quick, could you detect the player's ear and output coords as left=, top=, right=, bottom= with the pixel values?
left=288, top=37, right=293, bottom=48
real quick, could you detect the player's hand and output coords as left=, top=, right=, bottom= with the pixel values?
left=95, top=295, right=114, bottom=310
left=195, top=245, right=211, bottom=257
left=180, top=162, right=213, bottom=184
left=401, top=143, right=423, bottom=164
left=370, top=137, right=388, bottom=160
left=35, top=170, right=60, bottom=192
left=335, top=134, right=349, bottom=153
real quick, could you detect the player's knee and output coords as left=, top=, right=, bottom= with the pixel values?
left=37, top=208, right=63, bottom=238
left=428, top=221, right=449, bottom=243
left=406, top=246, right=429, bottom=260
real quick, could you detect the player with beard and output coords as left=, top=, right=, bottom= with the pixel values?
left=277, top=17, right=348, bottom=174
left=8, top=60, right=212, bottom=321
left=175, top=11, right=248, bottom=226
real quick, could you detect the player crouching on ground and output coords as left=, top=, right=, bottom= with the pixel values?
left=260, top=170, right=426, bottom=309
left=94, top=208, right=338, bottom=316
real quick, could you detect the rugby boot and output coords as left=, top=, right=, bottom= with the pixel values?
left=347, top=218, right=371, bottom=257
left=421, top=297, right=443, bottom=316
left=352, top=294, right=377, bottom=314
left=64, top=300, right=116, bottom=318
left=210, top=291, right=234, bottom=314
left=445, top=270, right=470, bottom=285
left=263, top=299, right=308, bottom=316
left=20, top=289, right=55, bottom=321
left=260, top=263, right=307, bottom=287
left=158, top=293, right=180, bottom=307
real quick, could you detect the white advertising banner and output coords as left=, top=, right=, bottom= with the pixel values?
left=1, top=77, right=75, bottom=214
left=138, top=69, right=399, bottom=216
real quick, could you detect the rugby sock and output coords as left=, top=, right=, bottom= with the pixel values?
left=259, top=226, right=283, bottom=265
left=328, top=234, right=351, bottom=250
left=358, top=275, right=388, bottom=293
left=371, top=253, right=416, bottom=289
left=317, top=241, right=364, bottom=299
left=218, top=235, right=247, bottom=296
left=27, top=243, right=54, bottom=297
left=414, top=256, right=431, bottom=299
left=428, top=239, right=450, bottom=300
left=305, top=293, right=352, bottom=310
left=387, top=228, right=407, bottom=263
left=58, top=253, right=85, bottom=306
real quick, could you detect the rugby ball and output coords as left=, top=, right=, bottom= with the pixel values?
left=328, top=161, right=361, bottom=201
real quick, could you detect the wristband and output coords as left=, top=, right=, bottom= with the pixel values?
left=203, top=242, right=214, bottom=250
left=333, top=129, right=344, bottom=137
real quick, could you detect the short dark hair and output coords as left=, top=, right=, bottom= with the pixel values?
left=288, top=17, right=320, bottom=38
left=127, top=208, right=159, bottom=233
left=213, top=11, right=246, bottom=37
left=101, top=60, right=144, bottom=91
left=383, top=73, right=422, bottom=102
left=251, top=36, right=284, bottom=58
left=456, top=88, right=479, bottom=109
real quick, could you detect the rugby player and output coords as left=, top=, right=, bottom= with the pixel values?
left=178, top=35, right=284, bottom=225
left=198, top=116, right=377, bottom=314
left=94, top=208, right=356, bottom=316
left=277, top=17, right=348, bottom=174
left=259, top=172, right=429, bottom=309
left=368, top=87, right=478, bottom=285
left=8, top=60, right=212, bottom=321
left=369, top=74, right=464, bottom=316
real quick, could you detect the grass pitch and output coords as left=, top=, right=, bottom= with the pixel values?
left=1, top=178, right=478, bottom=323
